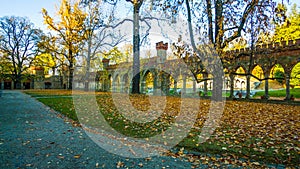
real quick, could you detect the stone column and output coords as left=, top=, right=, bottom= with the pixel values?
left=153, top=72, right=159, bottom=95
left=11, top=81, right=14, bottom=90
left=161, top=73, right=170, bottom=96
left=120, top=81, right=125, bottom=93
left=246, top=75, right=251, bottom=99
left=174, top=79, right=178, bottom=94
left=264, top=74, right=269, bottom=99
left=112, top=81, right=117, bottom=92
left=141, top=80, right=146, bottom=94
left=285, top=73, right=291, bottom=100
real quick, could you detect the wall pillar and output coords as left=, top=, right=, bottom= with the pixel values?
left=11, top=81, right=14, bottom=90
left=141, top=80, right=146, bottom=94
left=174, top=79, right=178, bottom=94
left=120, top=81, right=125, bottom=93
left=264, top=74, right=269, bottom=99
left=285, top=73, right=291, bottom=100
left=153, top=72, right=160, bottom=95
left=246, top=75, right=251, bottom=99
left=112, top=81, right=117, bottom=92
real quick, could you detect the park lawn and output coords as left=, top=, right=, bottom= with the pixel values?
left=24, top=89, right=73, bottom=97
left=23, top=90, right=300, bottom=167
left=253, top=88, right=300, bottom=98
left=36, top=97, right=78, bottom=121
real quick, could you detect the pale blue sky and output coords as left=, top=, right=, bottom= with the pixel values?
left=0, top=0, right=298, bottom=33
left=0, top=0, right=59, bottom=31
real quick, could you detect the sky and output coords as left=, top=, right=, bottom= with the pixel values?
left=0, top=0, right=298, bottom=32
left=0, top=0, right=298, bottom=50
left=0, top=0, right=298, bottom=31
left=0, top=0, right=60, bottom=31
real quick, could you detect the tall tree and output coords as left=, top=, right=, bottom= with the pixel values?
left=0, top=16, right=42, bottom=89
left=42, top=0, right=87, bottom=89
left=79, top=0, right=125, bottom=91
left=81, top=0, right=153, bottom=94
left=127, top=0, right=144, bottom=94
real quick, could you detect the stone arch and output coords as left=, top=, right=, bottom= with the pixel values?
left=223, top=68, right=230, bottom=90
left=265, top=64, right=285, bottom=92
left=112, top=73, right=120, bottom=92
left=233, top=65, right=247, bottom=74
left=223, top=67, right=229, bottom=74
left=269, top=64, right=285, bottom=80
left=233, top=66, right=246, bottom=91
left=102, top=74, right=112, bottom=92
left=251, top=65, right=265, bottom=80
left=269, top=63, right=285, bottom=77
left=121, top=73, right=130, bottom=93
left=141, top=69, right=156, bottom=94
left=290, top=62, right=300, bottom=88
left=250, top=65, right=264, bottom=90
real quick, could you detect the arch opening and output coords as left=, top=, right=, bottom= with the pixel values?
left=269, top=64, right=285, bottom=90
left=251, top=65, right=264, bottom=90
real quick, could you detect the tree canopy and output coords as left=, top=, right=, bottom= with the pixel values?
left=274, top=3, right=300, bottom=42
left=42, top=0, right=87, bottom=89
left=0, top=16, right=42, bottom=89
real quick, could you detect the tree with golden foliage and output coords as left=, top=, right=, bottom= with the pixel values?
left=42, top=0, right=87, bottom=89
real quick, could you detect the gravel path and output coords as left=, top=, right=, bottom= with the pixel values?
left=0, top=90, right=195, bottom=169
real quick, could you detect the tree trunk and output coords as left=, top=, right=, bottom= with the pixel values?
left=68, top=45, right=74, bottom=90
left=131, top=4, right=141, bottom=94
left=229, top=73, right=234, bottom=98
left=84, top=37, right=92, bottom=91
left=212, top=74, right=223, bottom=101
left=206, top=0, right=213, bottom=44
left=68, top=63, right=74, bottom=90
left=14, top=73, right=22, bottom=89
left=203, top=73, right=208, bottom=96
left=214, top=0, right=223, bottom=49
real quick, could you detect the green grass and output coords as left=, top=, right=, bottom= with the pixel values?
left=178, top=130, right=299, bottom=165
left=253, top=88, right=300, bottom=98
left=23, top=90, right=299, bottom=166
left=37, top=97, right=78, bottom=121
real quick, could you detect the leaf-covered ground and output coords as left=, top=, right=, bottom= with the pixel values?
left=24, top=90, right=300, bottom=167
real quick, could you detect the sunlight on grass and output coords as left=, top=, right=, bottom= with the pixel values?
left=254, top=88, right=300, bottom=98
left=23, top=90, right=300, bottom=166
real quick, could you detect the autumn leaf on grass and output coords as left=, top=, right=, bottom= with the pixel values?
left=116, top=161, right=124, bottom=168
left=74, top=154, right=81, bottom=159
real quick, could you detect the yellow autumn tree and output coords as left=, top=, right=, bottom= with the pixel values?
left=42, top=0, right=87, bottom=89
